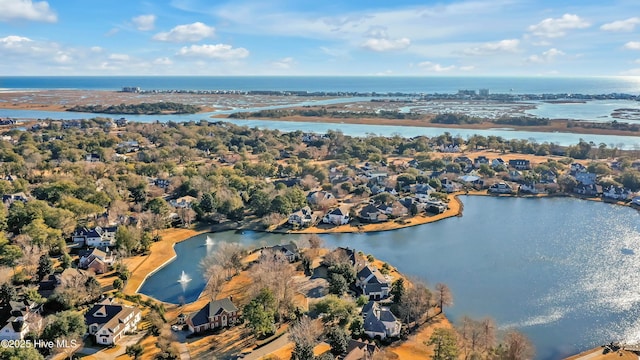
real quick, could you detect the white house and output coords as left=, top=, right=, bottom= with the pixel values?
left=519, top=182, right=540, bottom=194
left=603, top=186, right=632, bottom=201
left=356, top=265, right=390, bottom=300
left=323, top=206, right=350, bottom=225
left=362, top=301, right=401, bottom=340
left=170, top=196, right=196, bottom=209
left=85, top=298, right=142, bottom=345
left=72, top=226, right=118, bottom=247
left=288, top=206, right=316, bottom=227
left=488, top=182, right=513, bottom=194
left=0, top=300, right=42, bottom=341
left=575, top=172, right=597, bottom=186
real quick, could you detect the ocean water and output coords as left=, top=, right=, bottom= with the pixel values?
left=1, top=75, right=640, bottom=94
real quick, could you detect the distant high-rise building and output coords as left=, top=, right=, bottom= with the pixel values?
left=457, top=89, right=476, bottom=96
left=479, top=89, right=490, bottom=96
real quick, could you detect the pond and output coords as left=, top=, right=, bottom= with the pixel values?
left=138, top=196, right=640, bottom=359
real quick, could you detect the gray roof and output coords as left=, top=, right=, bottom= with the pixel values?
left=208, top=298, right=238, bottom=318
left=190, top=297, right=238, bottom=327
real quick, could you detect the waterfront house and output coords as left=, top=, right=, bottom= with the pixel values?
left=362, top=301, right=401, bottom=340
left=575, top=172, right=597, bottom=186
left=424, top=199, right=447, bottom=214
left=574, top=183, right=601, bottom=197
left=488, top=182, right=513, bottom=194
left=263, top=243, right=300, bottom=263
left=602, top=186, right=632, bottom=201
left=0, top=299, right=42, bottom=341
left=72, top=226, right=118, bottom=247
left=358, top=204, right=388, bottom=223
left=170, top=196, right=196, bottom=209
left=288, top=206, right=316, bottom=227
left=509, top=159, right=531, bottom=170
left=323, top=206, right=350, bottom=225
left=85, top=298, right=141, bottom=345
left=357, top=265, right=390, bottom=300
left=187, top=297, right=238, bottom=333
left=519, top=182, right=540, bottom=194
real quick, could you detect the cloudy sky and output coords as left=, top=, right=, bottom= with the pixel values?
left=1, top=0, right=640, bottom=76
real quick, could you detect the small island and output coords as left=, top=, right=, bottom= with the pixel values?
left=67, top=101, right=202, bottom=115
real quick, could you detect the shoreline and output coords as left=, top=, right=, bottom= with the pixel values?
left=213, top=114, right=640, bottom=137
left=129, top=191, right=635, bottom=303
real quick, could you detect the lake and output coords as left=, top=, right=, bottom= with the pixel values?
left=138, top=196, right=640, bottom=359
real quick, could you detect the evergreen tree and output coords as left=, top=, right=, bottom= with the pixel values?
left=327, top=326, right=349, bottom=355
left=37, top=254, right=53, bottom=281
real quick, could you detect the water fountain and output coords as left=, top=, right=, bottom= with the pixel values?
left=177, top=270, right=191, bottom=291
left=205, top=236, right=214, bottom=246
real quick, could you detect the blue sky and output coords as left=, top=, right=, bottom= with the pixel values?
left=1, top=0, right=640, bottom=76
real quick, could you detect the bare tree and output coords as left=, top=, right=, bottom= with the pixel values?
left=289, top=316, right=321, bottom=360
left=177, top=207, right=196, bottom=227
left=250, top=249, right=298, bottom=320
left=457, top=316, right=495, bottom=360
left=201, top=263, right=225, bottom=301
left=322, top=248, right=351, bottom=268
left=398, top=280, right=432, bottom=329
left=502, top=330, right=535, bottom=360
left=435, top=283, right=453, bottom=314
left=200, top=242, right=246, bottom=280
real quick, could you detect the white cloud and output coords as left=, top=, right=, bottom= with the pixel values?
left=0, top=0, right=57, bottom=22
left=528, top=14, right=590, bottom=38
left=418, top=61, right=456, bottom=72
left=153, top=22, right=215, bottom=42
left=108, top=54, right=130, bottom=62
left=53, top=51, right=72, bottom=64
left=601, top=17, right=640, bottom=32
left=527, top=48, right=565, bottom=63
left=178, top=44, right=249, bottom=60
left=361, top=37, right=410, bottom=52
left=0, top=35, right=33, bottom=48
left=153, top=57, right=173, bottom=65
left=272, top=57, right=295, bottom=69
left=90, top=46, right=103, bottom=53
left=459, top=65, right=475, bottom=71
left=624, top=41, right=640, bottom=50
left=463, top=39, right=519, bottom=56
left=132, top=14, right=156, bottom=31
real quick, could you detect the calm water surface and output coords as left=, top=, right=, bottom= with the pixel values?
left=139, top=196, right=640, bottom=359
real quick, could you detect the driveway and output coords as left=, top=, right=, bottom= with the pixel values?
left=242, top=334, right=291, bottom=360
